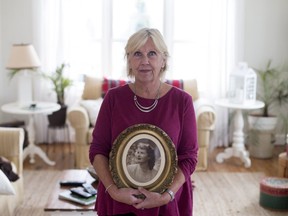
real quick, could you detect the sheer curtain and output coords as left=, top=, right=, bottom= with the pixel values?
left=32, top=0, right=244, bottom=147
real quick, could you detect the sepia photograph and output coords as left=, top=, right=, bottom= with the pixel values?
left=125, top=137, right=162, bottom=186
left=109, top=124, right=177, bottom=193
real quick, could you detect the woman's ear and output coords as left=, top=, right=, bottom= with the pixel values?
left=162, top=59, right=166, bottom=68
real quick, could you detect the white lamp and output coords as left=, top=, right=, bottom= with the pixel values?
left=6, top=44, right=41, bottom=106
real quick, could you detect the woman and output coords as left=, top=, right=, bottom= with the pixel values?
left=89, top=28, right=198, bottom=216
left=127, top=139, right=158, bottom=183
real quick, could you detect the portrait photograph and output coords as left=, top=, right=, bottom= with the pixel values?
left=109, top=124, right=177, bottom=193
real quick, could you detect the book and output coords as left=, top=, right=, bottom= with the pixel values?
left=59, top=190, right=96, bottom=206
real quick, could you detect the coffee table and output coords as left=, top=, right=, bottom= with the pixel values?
left=44, top=169, right=98, bottom=215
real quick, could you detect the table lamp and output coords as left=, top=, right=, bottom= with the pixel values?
left=6, top=44, right=41, bottom=106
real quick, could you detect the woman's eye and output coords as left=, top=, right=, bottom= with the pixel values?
left=148, top=51, right=157, bottom=57
left=134, top=51, right=142, bottom=57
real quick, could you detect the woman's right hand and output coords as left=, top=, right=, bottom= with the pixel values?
left=108, top=185, right=144, bottom=206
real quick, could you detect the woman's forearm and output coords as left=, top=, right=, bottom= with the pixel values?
left=167, top=167, right=185, bottom=196
left=93, top=154, right=114, bottom=188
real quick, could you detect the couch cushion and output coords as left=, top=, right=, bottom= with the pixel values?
left=0, top=157, right=19, bottom=182
left=165, top=79, right=184, bottom=89
left=0, top=170, right=15, bottom=195
left=166, top=79, right=199, bottom=101
left=79, top=99, right=103, bottom=126
left=102, top=77, right=128, bottom=97
left=82, top=76, right=199, bottom=101
left=82, top=76, right=102, bottom=100
left=183, top=79, right=199, bottom=101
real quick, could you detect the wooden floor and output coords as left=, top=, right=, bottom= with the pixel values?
left=23, top=143, right=286, bottom=177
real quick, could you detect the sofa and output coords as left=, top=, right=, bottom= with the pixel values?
left=68, top=76, right=216, bottom=171
left=0, top=127, right=24, bottom=216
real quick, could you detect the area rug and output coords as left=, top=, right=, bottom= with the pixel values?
left=14, top=171, right=287, bottom=216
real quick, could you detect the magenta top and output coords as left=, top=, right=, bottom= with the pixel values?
left=89, top=84, right=198, bottom=216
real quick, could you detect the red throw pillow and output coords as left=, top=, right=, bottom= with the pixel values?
left=101, top=77, right=128, bottom=97
left=165, top=79, right=184, bottom=89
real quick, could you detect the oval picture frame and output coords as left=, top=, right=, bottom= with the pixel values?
left=109, top=124, right=177, bottom=194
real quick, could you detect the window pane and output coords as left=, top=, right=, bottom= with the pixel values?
left=61, top=0, right=102, bottom=78
left=174, top=0, right=210, bottom=41
left=173, top=42, right=208, bottom=80
left=112, top=0, right=163, bottom=77
left=112, top=42, right=127, bottom=79
left=173, top=0, right=212, bottom=82
left=113, top=0, right=164, bottom=40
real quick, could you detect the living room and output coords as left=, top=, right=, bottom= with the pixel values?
left=1, top=0, right=288, bottom=215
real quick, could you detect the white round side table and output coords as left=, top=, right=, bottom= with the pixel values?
left=215, top=98, right=264, bottom=168
left=1, top=102, right=61, bottom=166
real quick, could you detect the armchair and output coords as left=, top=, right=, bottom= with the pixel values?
left=0, top=127, right=24, bottom=215
left=68, top=76, right=216, bottom=171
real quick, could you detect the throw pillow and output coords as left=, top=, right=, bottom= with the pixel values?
left=79, top=99, right=103, bottom=126
left=0, top=170, right=15, bottom=195
left=102, top=77, right=128, bottom=97
left=0, top=157, right=19, bottom=182
left=82, top=75, right=102, bottom=100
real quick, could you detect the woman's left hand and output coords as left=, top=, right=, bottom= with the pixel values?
left=133, top=187, right=171, bottom=209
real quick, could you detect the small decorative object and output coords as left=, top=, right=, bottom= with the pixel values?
left=29, top=103, right=37, bottom=109
left=109, top=124, right=177, bottom=195
left=259, top=177, right=288, bottom=211
left=228, top=62, right=257, bottom=104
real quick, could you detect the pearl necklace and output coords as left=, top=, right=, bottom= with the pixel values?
left=134, top=83, right=161, bottom=113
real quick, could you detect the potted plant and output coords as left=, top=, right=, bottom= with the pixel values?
left=248, top=60, right=288, bottom=158
left=42, top=63, right=73, bottom=126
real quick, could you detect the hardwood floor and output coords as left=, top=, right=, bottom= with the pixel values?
left=207, top=145, right=285, bottom=176
left=23, top=143, right=286, bottom=177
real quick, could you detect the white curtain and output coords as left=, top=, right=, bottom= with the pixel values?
left=32, top=0, right=83, bottom=143
left=31, top=0, right=245, bottom=147
left=211, top=0, right=245, bottom=149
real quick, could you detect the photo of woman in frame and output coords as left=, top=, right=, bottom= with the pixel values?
left=126, top=138, right=160, bottom=184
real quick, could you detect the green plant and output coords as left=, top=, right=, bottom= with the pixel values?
left=8, top=68, right=39, bottom=80
left=42, top=63, right=73, bottom=106
left=254, top=60, right=288, bottom=117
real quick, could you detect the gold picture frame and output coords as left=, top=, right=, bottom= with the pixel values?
left=109, top=124, right=177, bottom=194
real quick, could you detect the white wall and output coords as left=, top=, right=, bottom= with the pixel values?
left=0, top=0, right=35, bottom=122
left=244, top=0, right=288, bottom=69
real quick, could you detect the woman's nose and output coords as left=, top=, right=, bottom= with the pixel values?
left=140, top=55, right=149, bottom=64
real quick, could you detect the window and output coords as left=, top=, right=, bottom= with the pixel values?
left=42, top=0, right=229, bottom=91
left=39, top=0, right=237, bottom=148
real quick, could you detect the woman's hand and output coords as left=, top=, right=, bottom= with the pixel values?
left=133, top=187, right=171, bottom=209
left=108, top=185, right=144, bottom=206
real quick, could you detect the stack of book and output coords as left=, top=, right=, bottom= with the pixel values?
left=59, top=183, right=97, bottom=206
left=59, top=190, right=96, bottom=206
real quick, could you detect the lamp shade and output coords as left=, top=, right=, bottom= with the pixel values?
left=6, top=44, right=41, bottom=69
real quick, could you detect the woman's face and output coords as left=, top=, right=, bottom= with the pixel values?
left=129, top=38, right=165, bottom=83
left=134, top=145, right=149, bottom=164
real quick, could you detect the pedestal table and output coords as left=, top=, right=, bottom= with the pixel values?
left=215, top=99, right=264, bottom=168
left=1, top=102, right=61, bottom=165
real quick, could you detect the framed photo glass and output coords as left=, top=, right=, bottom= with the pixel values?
left=109, top=124, right=177, bottom=194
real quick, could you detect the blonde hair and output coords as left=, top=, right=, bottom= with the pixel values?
left=125, top=28, right=169, bottom=78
